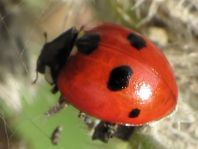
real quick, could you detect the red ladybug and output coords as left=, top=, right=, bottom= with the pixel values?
left=37, top=23, right=178, bottom=126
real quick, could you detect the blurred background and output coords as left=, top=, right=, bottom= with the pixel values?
left=0, top=0, right=198, bottom=149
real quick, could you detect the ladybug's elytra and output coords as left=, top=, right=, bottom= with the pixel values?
left=37, top=23, right=178, bottom=126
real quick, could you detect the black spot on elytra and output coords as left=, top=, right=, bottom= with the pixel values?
left=127, top=33, right=146, bottom=50
left=129, top=108, right=140, bottom=118
left=76, top=33, right=100, bottom=54
left=108, top=65, right=132, bottom=91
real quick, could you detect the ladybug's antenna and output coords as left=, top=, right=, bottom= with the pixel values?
left=43, top=32, right=48, bottom=43
left=79, top=25, right=85, bottom=32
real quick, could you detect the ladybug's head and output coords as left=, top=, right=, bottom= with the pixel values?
left=36, top=27, right=78, bottom=84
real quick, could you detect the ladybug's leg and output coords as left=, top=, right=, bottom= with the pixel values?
left=78, top=112, right=95, bottom=130
left=44, top=95, right=68, bottom=117
left=50, top=125, right=63, bottom=145
left=114, top=125, right=136, bottom=141
left=91, top=121, right=137, bottom=142
left=91, top=121, right=117, bottom=143
left=51, top=85, right=59, bottom=94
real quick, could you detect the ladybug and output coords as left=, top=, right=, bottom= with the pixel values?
left=36, top=23, right=177, bottom=127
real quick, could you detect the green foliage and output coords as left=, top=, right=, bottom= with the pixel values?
left=13, top=84, right=97, bottom=149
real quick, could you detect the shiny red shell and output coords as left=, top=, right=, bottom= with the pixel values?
left=57, top=23, right=178, bottom=125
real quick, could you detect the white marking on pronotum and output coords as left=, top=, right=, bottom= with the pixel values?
left=44, top=66, right=53, bottom=84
